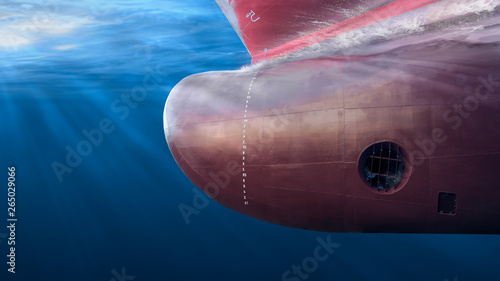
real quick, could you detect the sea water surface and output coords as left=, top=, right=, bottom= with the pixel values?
left=0, top=0, right=499, bottom=280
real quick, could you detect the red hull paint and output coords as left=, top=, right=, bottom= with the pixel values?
left=215, top=0, right=442, bottom=62
left=216, top=0, right=393, bottom=59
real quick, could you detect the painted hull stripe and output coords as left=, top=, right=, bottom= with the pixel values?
left=251, top=0, right=442, bottom=63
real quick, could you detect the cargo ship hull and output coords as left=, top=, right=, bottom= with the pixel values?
left=164, top=40, right=500, bottom=233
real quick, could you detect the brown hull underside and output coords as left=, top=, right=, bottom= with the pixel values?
left=164, top=41, right=500, bottom=233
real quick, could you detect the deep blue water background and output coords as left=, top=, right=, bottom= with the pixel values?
left=0, top=0, right=499, bottom=280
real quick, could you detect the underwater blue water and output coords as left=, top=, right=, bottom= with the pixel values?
left=0, top=0, right=499, bottom=280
